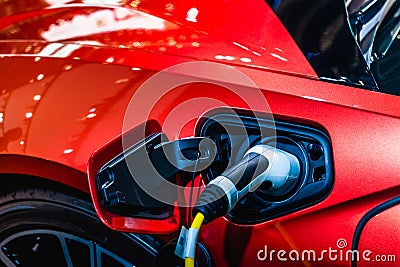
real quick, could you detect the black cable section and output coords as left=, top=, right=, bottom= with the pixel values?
left=351, top=195, right=400, bottom=267
left=187, top=151, right=200, bottom=225
left=192, top=164, right=213, bottom=224
left=195, top=171, right=205, bottom=211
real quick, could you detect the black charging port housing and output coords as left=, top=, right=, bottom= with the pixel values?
left=96, top=133, right=174, bottom=219
left=96, top=131, right=216, bottom=220
left=197, top=111, right=334, bottom=224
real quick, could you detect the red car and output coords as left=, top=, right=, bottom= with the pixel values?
left=0, top=0, right=399, bottom=266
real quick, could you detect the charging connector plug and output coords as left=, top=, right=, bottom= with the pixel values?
left=192, top=145, right=300, bottom=224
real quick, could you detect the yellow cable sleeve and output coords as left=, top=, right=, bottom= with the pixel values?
left=191, top=212, right=205, bottom=230
left=185, top=258, right=195, bottom=267
left=185, top=212, right=205, bottom=267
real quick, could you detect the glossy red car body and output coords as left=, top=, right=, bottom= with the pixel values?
left=0, top=0, right=399, bottom=266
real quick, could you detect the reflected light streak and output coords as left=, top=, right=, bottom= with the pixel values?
left=186, top=7, right=199, bottom=22
left=37, top=43, right=64, bottom=56
left=86, top=113, right=96, bottom=119
left=106, top=57, right=115, bottom=63
left=214, top=55, right=235, bottom=61
left=83, top=0, right=123, bottom=5
left=233, top=42, right=250, bottom=51
left=240, top=57, right=252, bottom=63
left=63, top=148, right=74, bottom=154
left=36, top=43, right=82, bottom=58
left=45, top=0, right=72, bottom=5
left=270, top=53, right=288, bottom=62
left=41, top=9, right=166, bottom=42
left=301, top=95, right=327, bottom=102
left=36, top=74, right=44, bottom=81
left=52, top=44, right=81, bottom=57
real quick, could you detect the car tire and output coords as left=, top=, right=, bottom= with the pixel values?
left=0, top=181, right=158, bottom=267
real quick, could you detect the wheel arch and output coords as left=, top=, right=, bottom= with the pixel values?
left=0, top=154, right=89, bottom=194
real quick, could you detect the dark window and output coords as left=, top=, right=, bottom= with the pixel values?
left=370, top=1, right=400, bottom=95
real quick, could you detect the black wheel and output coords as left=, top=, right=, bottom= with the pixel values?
left=0, top=180, right=160, bottom=267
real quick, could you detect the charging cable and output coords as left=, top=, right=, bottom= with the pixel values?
left=176, top=144, right=300, bottom=266
left=184, top=213, right=205, bottom=267
left=351, top=195, right=400, bottom=267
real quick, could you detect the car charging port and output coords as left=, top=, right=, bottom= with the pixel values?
left=251, top=136, right=308, bottom=202
left=197, top=112, right=334, bottom=224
